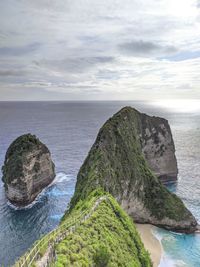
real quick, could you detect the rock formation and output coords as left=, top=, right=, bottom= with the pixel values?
left=71, top=107, right=197, bottom=233
left=2, top=134, right=55, bottom=206
left=139, top=113, right=178, bottom=182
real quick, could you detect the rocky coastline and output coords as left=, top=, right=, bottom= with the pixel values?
left=13, top=106, right=199, bottom=266
left=71, top=106, right=197, bottom=233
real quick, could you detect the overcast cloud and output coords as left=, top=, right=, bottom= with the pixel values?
left=0, top=0, right=200, bottom=100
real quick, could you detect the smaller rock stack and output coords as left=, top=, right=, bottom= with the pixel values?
left=2, top=134, right=55, bottom=207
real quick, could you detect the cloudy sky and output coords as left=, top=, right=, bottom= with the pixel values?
left=0, top=0, right=200, bottom=100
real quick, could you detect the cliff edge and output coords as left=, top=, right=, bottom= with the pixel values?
left=71, top=107, right=197, bottom=233
left=2, top=134, right=55, bottom=206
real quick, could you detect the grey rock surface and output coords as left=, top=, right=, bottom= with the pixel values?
left=138, top=113, right=178, bottom=182
left=72, top=107, right=197, bottom=233
left=2, top=134, right=55, bottom=206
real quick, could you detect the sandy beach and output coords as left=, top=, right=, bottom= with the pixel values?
left=136, top=224, right=162, bottom=267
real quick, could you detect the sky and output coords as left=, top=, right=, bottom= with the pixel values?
left=0, top=0, right=200, bottom=101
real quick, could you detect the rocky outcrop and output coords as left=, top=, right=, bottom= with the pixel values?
left=71, top=107, right=197, bottom=233
left=2, top=134, right=55, bottom=206
left=139, top=112, right=178, bottom=182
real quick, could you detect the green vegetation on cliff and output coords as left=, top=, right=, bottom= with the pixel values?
left=5, top=134, right=41, bottom=159
left=56, top=190, right=152, bottom=267
left=15, top=189, right=151, bottom=267
left=14, top=106, right=197, bottom=266
left=2, top=133, right=48, bottom=184
left=71, top=107, right=196, bottom=231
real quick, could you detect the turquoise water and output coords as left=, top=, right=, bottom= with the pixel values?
left=155, top=227, right=200, bottom=267
left=155, top=184, right=200, bottom=267
left=0, top=101, right=200, bottom=266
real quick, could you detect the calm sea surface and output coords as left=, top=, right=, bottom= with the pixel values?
left=0, top=101, right=199, bottom=266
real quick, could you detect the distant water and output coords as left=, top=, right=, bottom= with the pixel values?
left=0, top=101, right=199, bottom=266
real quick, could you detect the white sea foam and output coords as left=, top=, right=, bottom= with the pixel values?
left=169, top=231, right=183, bottom=236
left=7, top=195, right=43, bottom=210
left=7, top=172, right=74, bottom=210
left=159, top=255, right=176, bottom=267
left=52, top=172, right=74, bottom=184
left=154, top=230, right=176, bottom=267
left=152, top=227, right=163, bottom=242
left=159, top=255, right=189, bottom=267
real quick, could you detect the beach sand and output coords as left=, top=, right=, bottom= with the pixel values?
left=136, top=224, right=162, bottom=267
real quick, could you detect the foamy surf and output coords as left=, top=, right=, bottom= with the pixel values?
left=52, top=172, right=74, bottom=184
left=7, top=172, right=74, bottom=210
left=159, top=255, right=177, bottom=267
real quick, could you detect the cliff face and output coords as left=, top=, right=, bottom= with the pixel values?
left=71, top=107, right=197, bottom=233
left=139, top=113, right=178, bottom=182
left=2, top=134, right=55, bottom=206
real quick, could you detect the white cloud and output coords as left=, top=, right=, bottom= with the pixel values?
left=0, top=0, right=200, bottom=100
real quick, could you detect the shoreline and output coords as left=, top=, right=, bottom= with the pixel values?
left=135, top=223, right=162, bottom=267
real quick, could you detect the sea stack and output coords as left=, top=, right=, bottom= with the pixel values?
left=71, top=107, right=197, bottom=233
left=2, top=134, right=55, bottom=206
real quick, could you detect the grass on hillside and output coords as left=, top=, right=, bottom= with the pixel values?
left=55, top=189, right=152, bottom=267
left=15, top=190, right=152, bottom=267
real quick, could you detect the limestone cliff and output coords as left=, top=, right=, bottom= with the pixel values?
left=139, top=113, right=178, bottom=182
left=71, top=107, right=197, bottom=233
left=2, top=134, right=55, bottom=206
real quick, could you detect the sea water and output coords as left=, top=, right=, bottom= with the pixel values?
left=0, top=101, right=199, bottom=266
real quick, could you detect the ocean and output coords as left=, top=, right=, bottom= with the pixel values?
left=0, top=101, right=199, bottom=266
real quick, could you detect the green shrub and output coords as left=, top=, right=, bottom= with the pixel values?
left=93, top=245, right=110, bottom=267
left=15, top=190, right=152, bottom=267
